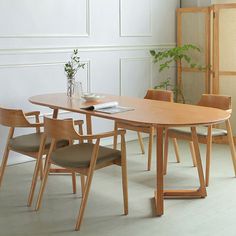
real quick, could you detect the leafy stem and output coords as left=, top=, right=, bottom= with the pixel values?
left=150, top=44, right=205, bottom=103
left=64, top=49, right=85, bottom=79
left=150, top=44, right=201, bottom=72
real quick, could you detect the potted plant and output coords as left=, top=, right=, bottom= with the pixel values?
left=64, top=49, right=85, bottom=97
left=150, top=44, right=204, bottom=103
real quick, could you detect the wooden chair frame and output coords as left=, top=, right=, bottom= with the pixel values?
left=34, top=117, right=128, bottom=231
left=0, top=107, right=83, bottom=206
left=164, top=94, right=236, bottom=186
left=0, top=108, right=44, bottom=188
left=114, top=89, right=174, bottom=171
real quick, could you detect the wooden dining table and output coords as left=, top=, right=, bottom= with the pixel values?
left=29, top=92, right=231, bottom=216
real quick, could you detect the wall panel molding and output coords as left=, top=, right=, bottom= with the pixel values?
left=119, top=57, right=152, bottom=96
left=0, top=60, right=91, bottom=92
left=119, top=0, right=152, bottom=37
left=0, top=44, right=176, bottom=55
left=0, top=0, right=90, bottom=38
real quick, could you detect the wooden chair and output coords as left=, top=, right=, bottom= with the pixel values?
left=0, top=107, right=84, bottom=206
left=34, top=117, right=128, bottom=231
left=164, top=94, right=236, bottom=186
left=114, top=89, right=174, bottom=171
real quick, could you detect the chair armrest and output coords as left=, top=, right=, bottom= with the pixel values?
left=74, top=119, right=84, bottom=126
left=62, top=118, right=84, bottom=126
left=82, top=129, right=126, bottom=141
left=28, top=122, right=44, bottom=128
left=24, top=111, right=40, bottom=117
left=24, top=111, right=42, bottom=132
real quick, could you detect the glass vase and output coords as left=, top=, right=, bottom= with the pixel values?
left=67, top=78, right=75, bottom=97
left=73, top=81, right=83, bottom=99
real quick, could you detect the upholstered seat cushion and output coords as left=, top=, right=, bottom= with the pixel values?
left=9, top=133, right=69, bottom=152
left=169, top=126, right=227, bottom=136
left=51, top=143, right=121, bottom=168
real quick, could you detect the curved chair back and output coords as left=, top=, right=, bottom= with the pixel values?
left=0, top=107, right=30, bottom=127
left=43, top=117, right=80, bottom=140
left=144, top=89, right=174, bottom=102
left=198, top=94, right=232, bottom=111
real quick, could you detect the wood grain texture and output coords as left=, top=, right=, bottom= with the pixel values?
left=29, top=92, right=230, bottom=218
left=29, top=93, right=230, bottom=127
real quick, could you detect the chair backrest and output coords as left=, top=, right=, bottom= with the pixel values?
left=43, top=116, right=80, bottom=140
left=144, top=89, right=174, bottom=102
left=197, top=94, right=232, bottom=111
left=0, top=107, right=31, bottom=127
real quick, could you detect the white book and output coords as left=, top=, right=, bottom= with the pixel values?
left=81, top=101, right=134, bottom=114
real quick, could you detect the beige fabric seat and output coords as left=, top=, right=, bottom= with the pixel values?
left=52, top=143, right=121, bottom=168
left=9, top=133, right=69, bottom=152
left=0, top=107, right=84, bottom=208
left=35, top=117, right=128, bottom=231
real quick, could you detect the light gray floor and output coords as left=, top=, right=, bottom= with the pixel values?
left=1, top=138, right=236, bottom=236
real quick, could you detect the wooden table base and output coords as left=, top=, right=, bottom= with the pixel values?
left=154, top=188, right=206, bottom=215
left=154, top=127, right=207, bottom=216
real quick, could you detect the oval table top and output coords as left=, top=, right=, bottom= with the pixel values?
left=29, top=93, right=230, bottom=127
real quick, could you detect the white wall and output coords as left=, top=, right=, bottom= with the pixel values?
left=181, top=0, right=236, bottom=6
left=0, top=0, right=179, bottom=164
left=212, top=0, right=236, bottom=3
left=181, top=0, right=211, bottom=7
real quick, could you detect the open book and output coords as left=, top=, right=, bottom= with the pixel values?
left=81, top=101, right=134, bottom=114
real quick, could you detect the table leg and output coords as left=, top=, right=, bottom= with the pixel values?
left=86, top=114, right=92, bottom=134
left=154, top=126, right=207, bottom=215
left=225, top=119, right=236, bottom=175
left=86, top=114, right=93, bottom=143
left=154, top=126, right=164, bottom=216
left=52, top=109, right=59, bottom=118
left=191, top=127, right=207, bottom=197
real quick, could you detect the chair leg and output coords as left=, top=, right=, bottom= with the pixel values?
left=72, top=172, right=77, bottom=194
left=189, top=141, right=197, bottom=167
left=75, top=171, right=94, bottom=231
left=191, top=127, right=207, bottom=197
left=163, top=128, right=169, bottom=175
left=137, top=132, right=145, bottom=154
left=0, top=128, right=14, bottom=188
left=113, top=122, right=118, bottom=149
left=121, top=134, right=128, bottom=215
left=75, top=140, right=100, bottom=231
left=27, top=156, right=43, bottom=206
left=35, top=159, right=52, bottom=211
left=225, top=119, right=236, bottom=176
left=28, top=135, right=46, bottom=206
left=39, top=158, right=44, bottom=181
left=205, top=126, right=212, bottom=187
left=35, top=139, right=55, bottom=211
left=172, top=138, right=181, bottom=163
left=0, top=147, right=10, bottom=188
left=80, top=175, right=85, bottom=197
left=147, top=127, right=154, bottom=171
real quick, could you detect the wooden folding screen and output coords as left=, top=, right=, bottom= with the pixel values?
left=212, top=4, right=236, bottom=136
left=177, top=3, right=236, bottom=136
left=177, top=7, right=210, bottom=104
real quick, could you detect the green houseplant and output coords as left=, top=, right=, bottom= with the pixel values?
left=150, top=44, right=204, bottom=103
left=64, top=49, right=85, bottom=97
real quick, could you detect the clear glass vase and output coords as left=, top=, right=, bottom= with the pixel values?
left=73, top=81, right=83, bottom=99
left=67, top=78, right=75, bottom=97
